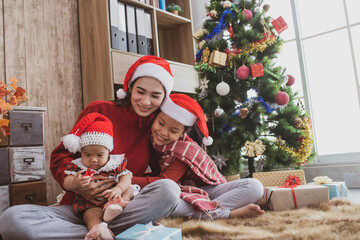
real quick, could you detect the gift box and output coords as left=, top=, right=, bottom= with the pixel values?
left=116, top=223, right=182, bottom=240
left=250, top=63, right=264, bottom=78
left=264, top=185, right=329, bottom=211
left=193, top=29, right=207, bottom=43
left=209, top=50, right=227, bottom=68
left=271, top=16, right=288, bottom=34
left=253, top=170, right=306, bottom=187
left=309, top=181, right=349, bottom=200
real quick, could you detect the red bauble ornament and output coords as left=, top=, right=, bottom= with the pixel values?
left=242, top=9, right=253, bottom=21
left=286, top=74, right=295, bottom=86
left=236, top=65, right=250, bottom=80
left=276, top=91, right=289, bottom=105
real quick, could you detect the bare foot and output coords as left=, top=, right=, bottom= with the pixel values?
left=229, top=204, right=265, bottom=218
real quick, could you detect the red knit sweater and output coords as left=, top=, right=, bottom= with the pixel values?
left=51, top=100, right=188, bottom=205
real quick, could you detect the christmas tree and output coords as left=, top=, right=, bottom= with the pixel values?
left=193, top=0, right=314, bottom=176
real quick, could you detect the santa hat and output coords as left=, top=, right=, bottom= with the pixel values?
left=160, top=94, right=213, bottom=146
left=61, top=112, right=114, bottom=153
left=116, top=55, right=174, bottom=99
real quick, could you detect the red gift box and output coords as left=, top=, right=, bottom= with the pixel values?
left=250, top=63, right=264, bottom=78
left=271, top=16, right=288, bottom=34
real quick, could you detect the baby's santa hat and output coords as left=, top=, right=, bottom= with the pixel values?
left=61, top=112, right=114, bottom=154
left=116, top=55, right=174, bottom=99
left=160, top=94, right=213, bottom=146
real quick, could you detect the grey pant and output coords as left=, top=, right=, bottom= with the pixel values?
left=169, top=178, right=264, bottom=219
left=0, top=179, right=180, bottom=240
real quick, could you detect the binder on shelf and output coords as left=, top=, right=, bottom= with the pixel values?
left=125, top=5, right=138, bottom=54
left=144, top=12, right=153, bottom=55
left=109, top=0, right=121, bottom=51
left=135, top=8, right=147, bottom=55
left=159, top=0, right=166, bottom=10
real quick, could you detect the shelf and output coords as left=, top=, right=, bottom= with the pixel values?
left=120, top=0, right=153, bottom=10
left=156, top=9, right=191, bottom=29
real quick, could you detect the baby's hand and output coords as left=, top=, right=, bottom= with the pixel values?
left=104, top=186, right=123, bottom=200
left=74, top=170, right=92, bottom=190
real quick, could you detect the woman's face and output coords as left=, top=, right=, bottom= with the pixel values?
left=130, top=77, right=165, bottom=117
left=151, top=112, right=185, bottom=146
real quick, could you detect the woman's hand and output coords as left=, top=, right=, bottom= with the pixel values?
left=77, top=175, right=116, bottom=205
left=104, top=186, right=123, bottom=200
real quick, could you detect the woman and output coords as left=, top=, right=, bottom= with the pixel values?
left=0, top=56, right=180, bottom=240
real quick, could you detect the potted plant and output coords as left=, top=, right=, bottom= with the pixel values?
left=166, top=3, right=183, bottom=15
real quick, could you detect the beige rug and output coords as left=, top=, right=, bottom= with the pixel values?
left=160, top=198, right=360, bottom=240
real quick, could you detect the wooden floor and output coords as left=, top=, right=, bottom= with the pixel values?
left=348, top=189, right=360, bottom=204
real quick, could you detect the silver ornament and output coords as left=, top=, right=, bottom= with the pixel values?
left=214, top=106, right=225, bottom=117
left=216, top=81, right=230, bottom=96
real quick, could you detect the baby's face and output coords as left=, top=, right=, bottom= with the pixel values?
left=81, top=145, right=110, bottom=170
left=151, top=112, right=185, bottom=146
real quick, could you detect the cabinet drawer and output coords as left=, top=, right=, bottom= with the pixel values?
left=0, top=148, right=10, bottom=184
left=9, top=147, right=45, bottom=183
left=0, top=185, right=10, bottom=214
left=10, top=181, right=47, bottom=206
left=9, top=111, right=44, bottom=146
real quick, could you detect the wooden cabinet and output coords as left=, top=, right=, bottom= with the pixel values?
left=78, top=0, right=199, bottom=107
left=0, top=106, right=47, bottom=215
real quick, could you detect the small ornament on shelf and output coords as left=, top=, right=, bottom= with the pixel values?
left=214, top=106, right=225, bottom=117
left=250, top=62, right=264, bottom=78
left=216, top=81, right=230, bottom=96
left=275, top=91, right=289, bottom=106
left=199, top=79, right=210, bottom=92
left=243, top=139, right=266, bottom=157
left=240, top=107, right=249, bottom=118
left=212, top=152, right=228, bottom=170
left=209, top=50, right=227, bottom=68
left=236, top=65, right=250, bottom=80
left=271, top=16, right=288, bottom=34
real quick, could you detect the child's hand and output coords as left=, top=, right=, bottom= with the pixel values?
left=104, top=186, right=123, bottom=200
left=74, top=170, right=92, bottom=190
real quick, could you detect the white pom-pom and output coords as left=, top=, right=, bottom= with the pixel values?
left=116, top=89, right=127, bottom=99
left=203, top=136, right=213, bottom=146
left=61, top=134, right=81, bottom=154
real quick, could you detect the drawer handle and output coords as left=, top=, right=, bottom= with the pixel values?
left=21, top=123, right=33, bottom=130
left=23, top=158, right=35, bottom=165
left=25, top=193, right=37, bottom=201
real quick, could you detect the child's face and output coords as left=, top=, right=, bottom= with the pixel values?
left=80, top=145, right=110, bottom=170
left=130, top=77, right=165, bottom=117
left=151, top=112, right=185, bottom=146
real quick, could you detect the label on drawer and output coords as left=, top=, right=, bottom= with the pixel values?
left=9, top=147, right=45, bottom=183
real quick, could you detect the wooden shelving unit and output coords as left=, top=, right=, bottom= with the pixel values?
left=78, top=0, right=198, bottom=107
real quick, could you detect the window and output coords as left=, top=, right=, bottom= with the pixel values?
left=265, top=0, right=360, bottom=163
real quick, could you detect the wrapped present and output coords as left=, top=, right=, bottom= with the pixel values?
left=209, top=50, right=227, bottom=68
left=271, top=16, right=288, bottom=34
left=250, top=63, right=264, bottom=78
left=264, top=185, right=329, bottom=211
left=116, top=222, right=182, bottom=240
left=193, top=29, right=207, bottom=43
left=253, top=170, right=306, bottom=187
left=310, top=177, right=349, bottom=200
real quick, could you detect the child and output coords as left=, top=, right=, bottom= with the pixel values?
left=61, top=112, right=137, bottom=240
left=151, top=94, right=265, bottom=219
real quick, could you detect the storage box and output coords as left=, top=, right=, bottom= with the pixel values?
left=253, top=170, right=306, bottom=187
left=116, top=223, right=181, bottom=240
left=264, top=185, right=329, bottom=211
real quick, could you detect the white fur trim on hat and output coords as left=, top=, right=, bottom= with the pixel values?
left=61, top=134, right=81, bottom=154
left=116, top=89, right=127, bottom=99
left=129, top=63, right=174, bottom=96
left=202, top=136, right=213, bottom=146
left=160, top=97, right=197, bottom=126
left=80, top=132, right=114, bottom=152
